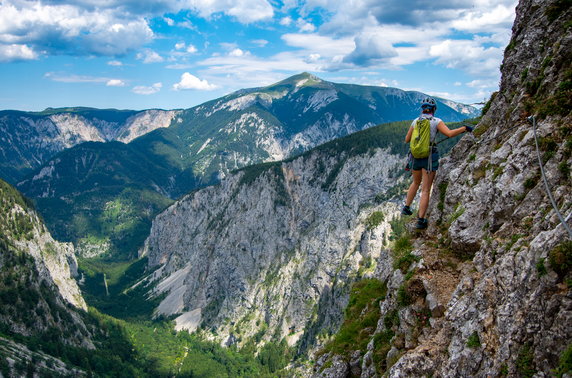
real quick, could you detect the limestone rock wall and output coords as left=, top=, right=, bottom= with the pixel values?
left=142, top=146, right=405, bottom=350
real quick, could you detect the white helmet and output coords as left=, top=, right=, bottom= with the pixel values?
left=421, top=97, right=437, bottom=111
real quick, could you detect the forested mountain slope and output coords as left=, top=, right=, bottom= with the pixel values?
left=0, top=108, right=179, bottom=183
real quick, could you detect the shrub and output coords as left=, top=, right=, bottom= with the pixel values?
left=549, top=241, right=572, bottom=278
left=536, top=258, right=547, bottom=276
left=365, top=211, right=385, bottom=230
left=397, top=285, right=411, bottom=307
left=516, top=343, right=536, bottom=378
left=524, top=172, right=540, bottom=189
left=558, top=162, right=570, bottom=179
left=481, top=92, right=498, bottom=116
left=383, top=309, right=400, bottom=330
left=546, top=0, right=572, bottom=22
left=554, top=344, right=572, bottom=377
left=467, top=331, right=480, bottom=348
left=372, top=329, right=395, bottom=373
left=393, top=253, right=420, bottom=273
left=320, top=279, right=387, bottom=358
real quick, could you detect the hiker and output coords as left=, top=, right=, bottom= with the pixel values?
left=401, top=97, right=473, bottom=229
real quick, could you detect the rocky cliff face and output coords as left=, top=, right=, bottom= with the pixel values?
left=314, top=0, right=572, bottom=376
left=0, top=179, right=91, bottom=347
left=141, top=0, right=571, bottom=375
left=141, top=123, right=410, bottom=351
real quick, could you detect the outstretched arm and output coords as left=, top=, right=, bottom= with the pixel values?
left=437, top=121, right=468, bottom=138
left=405, top=125, right=414, bottom=143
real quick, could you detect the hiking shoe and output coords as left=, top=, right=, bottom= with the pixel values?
left=416, top=217, right=428, bottom=230
left=401, top=205, right=413, bottom=216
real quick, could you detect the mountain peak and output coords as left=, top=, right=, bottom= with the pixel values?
left=267, top=72, right=329, bottom=91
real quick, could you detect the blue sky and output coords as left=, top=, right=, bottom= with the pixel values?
left=0, top=0, right=517, bottom=111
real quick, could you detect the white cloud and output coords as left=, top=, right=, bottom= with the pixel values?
left=343, top=32, right=398, bottom=66
left=108, top=60, right=123, bottom=66
left=229, top=48, right=247, bottom=57
left=378, top=79, right=399, bottom=87
left=0, top=44, right=37, bottom=62
left=297, top=19, right=316, bottom=33
left=466, top=79, right=498, bottom=88
left=173, top=72, right=217, bottom=90
left=452, top=3, right=517, bottom=33
left=251, top=39, right=269, bottom=47
left=166, top=63, right=193, bottom=69
left=282, top=33, right=354, bottom=58
left=0, top=1, right=153, bottom=59
left=45, top=72, right=130, bottom=88
left=44, top=72, right=108, bottom=83
left=429, top=39, right=503, bottom=77
left=280, top=17, right=293, bottom=26
left=306, top=53, right=321, bottom=63
left=136, top=48, right=164, bottom=63
left=132, top=82, right=162, bottom=95
left=0, top=0, right=274, bottom=61
left=175, top=42, right=198, bottom=54
left=197, top=50, right=317, bottom=79
left=106, top=79, right=126, bottom=87
left=185, top=0, right=274, bottom=23
left=292, top=0, right=516, bottom=82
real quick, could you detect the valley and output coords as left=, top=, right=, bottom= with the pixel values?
left=1, top=0, right=572, bottom=373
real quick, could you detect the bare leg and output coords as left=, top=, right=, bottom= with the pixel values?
left=418, top=169, right=436, bottom=218
left=405, top=170, right=422, bottom=207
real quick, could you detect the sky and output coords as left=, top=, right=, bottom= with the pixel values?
left=0, top=0, right=518, bottom=111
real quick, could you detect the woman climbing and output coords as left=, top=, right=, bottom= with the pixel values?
left=401, top=97, right=472, bottom=229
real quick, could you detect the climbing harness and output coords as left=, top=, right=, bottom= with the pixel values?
left=529, top=115, right=572, bottom=239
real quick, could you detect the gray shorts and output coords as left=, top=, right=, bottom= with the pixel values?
left=411, top=151, right=439, bottom=171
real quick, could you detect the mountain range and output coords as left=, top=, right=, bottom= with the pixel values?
left=10, top=73, right=479, bottom=259
left=0, top=108, right=179, bottom=184
left=0, top=0, right=571, bottom=375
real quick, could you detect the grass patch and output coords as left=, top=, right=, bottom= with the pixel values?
left=467, top=331, right=481, bottom=348
left=319, top=278, right=387, bottom=358
left=397, top=285, right=412, bottom=307
left=536, top=258, right=547, bottom=276
left=372, top=329, right=395, bottom=373
left=558, top=162, right=570, bottom=179
left=546, top=0, right=572, bottom=22
left=549, top=241, right=572, bottom=279
left=481, top=92, right=498, bottom=117
left=505, top=234, right=523, bottom=252
left=524, top=172, right=540, bottom=190
left=516, top=343, right=536, bottom=378
left=389, top=215, right=408, bottom=241
left=365, top=211, right=385, bottom=230
left=554, top=343, right=572, bottom=377
left=437, top=181, right=448, bottom=212
left=448, top=204, right=465, bottom=224
left=383, top=309, right=400, bottom=330
left=492, top=165, right=504, bottom=180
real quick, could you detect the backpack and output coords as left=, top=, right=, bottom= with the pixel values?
left=410, top=117, right=433, bottom=158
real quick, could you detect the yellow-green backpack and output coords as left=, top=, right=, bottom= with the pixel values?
left=410, top=118, right=431, bottom=158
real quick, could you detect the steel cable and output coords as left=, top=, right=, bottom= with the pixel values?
left=529, top=115, right=572, bottom=239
